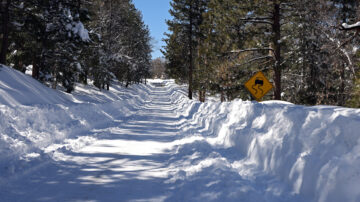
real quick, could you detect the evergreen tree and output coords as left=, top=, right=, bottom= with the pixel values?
left=288, top=0, right=359, bottom=106
left=90, top=0, right=151, bottom=89
left=195, top=0, right=360, bottom=105
left=164, top=0, right=209, bottom=99
left=41, top=0, right=90, bottom=92
left=0, top=0, right=17, bottom=65
left=3, top=0, right=91, bottom=93
left=1, top=0, right=151, bottom=94
left=197, top=0, right=252, bottom=101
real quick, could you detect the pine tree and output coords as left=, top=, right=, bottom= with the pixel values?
left=228, top=0, right=286, bottom=100
left=3, top=0, right=91, bottom=93
left=197, top=0, right=252, bottom=102
left=89, top=0, right=151, bottom=89
left=292, top=0, right=359, bottom=106
left=1, top=0, right=151, bottom=94
left=164, top=0, right=209, bottom=99
left=0, top=0, right=14, bottom=65
left=40, top=0, right=90, bottom=93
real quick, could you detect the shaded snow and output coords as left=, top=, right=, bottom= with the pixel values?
left=0, top=66, right=360, bottom=202
left=71, top=21, right=90, bottom=42
left=0, top=65, right=71, bottom=106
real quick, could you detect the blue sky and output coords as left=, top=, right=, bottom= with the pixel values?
left=132, top=0, right=172, bottom=59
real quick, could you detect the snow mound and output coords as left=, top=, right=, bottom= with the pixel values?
left=0, top=66, right=175, bottom=178
left=0, top=65, right=71, bottom=106
left=172, top=97, right=360, bottom=202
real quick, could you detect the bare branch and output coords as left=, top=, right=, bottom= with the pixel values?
left=239, top=18, right=273, bottom=25
left=242, top=17, right=273, bottom=20
left=337, top=22, right=360, bottom=49
left=230, top=48, right=274, bottom=54
left=236, top=56, right=274, bottom=67
left=323, top=31, right=357, bottom=77
left=338, top=30, right=359, bottom=48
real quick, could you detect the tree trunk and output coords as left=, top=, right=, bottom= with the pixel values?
left=107, top=0, right=113, bottom=53
left=32, top=51, right=40, bottom=79
left=52, top=63, right=58, bottom=89
left=19, top=60, right=25, bottom=73
left=83, top=70, right=88, bottom=85
left=339, top=63, right=345, bottom=106
left=221, top=91, right=225, bottom=102
left=188, top=3, right=193, bottom=100
left=77, top=0, right=81, bottom=12
left=52, top=75, right=57, bottom=89
left=201, top=91, right=206, bottom=102
left=199, top=90, right=206, bottom=102
left=272, top=2, right=282, bottom=100
left=0, top=0, right=11, bottom=65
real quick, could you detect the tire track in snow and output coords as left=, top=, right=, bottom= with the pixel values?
left=1, top=82, right=189, bottom=201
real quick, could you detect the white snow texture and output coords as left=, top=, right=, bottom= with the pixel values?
left=0, top=65, right=360, bottom=202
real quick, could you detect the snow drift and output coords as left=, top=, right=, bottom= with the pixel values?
left=1, top=66, right=360, bottom=202
left=170, top=91, right=360, bottom=202
left=0, top=66, right=157, bottom=179
left=0, top=65, right=71, bottom=106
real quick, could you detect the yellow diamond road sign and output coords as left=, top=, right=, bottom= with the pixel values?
left=244, top=71, right=273, bottom=101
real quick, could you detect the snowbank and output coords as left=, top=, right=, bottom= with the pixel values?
left=1, top=66, right=360, bottom=201
left=0, top=65, right=71, bottom=106
left=171, top=95, right=360, bottom=202
left=0, top=66, right=173, bottom=180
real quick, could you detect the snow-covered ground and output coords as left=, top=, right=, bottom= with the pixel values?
left=1, top=65, right=360, bottom=202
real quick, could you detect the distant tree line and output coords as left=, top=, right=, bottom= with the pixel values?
left=0, top=0, right=151, bottom=93
left=164, top=0, right=360, bottom=107
left=150, top=57, right=166, bottom=79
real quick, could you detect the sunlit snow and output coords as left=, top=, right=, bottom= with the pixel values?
left=0, top=65, right=360, bottom=202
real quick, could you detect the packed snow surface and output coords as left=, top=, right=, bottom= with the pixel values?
left=1, top=66, right=360, bottom=202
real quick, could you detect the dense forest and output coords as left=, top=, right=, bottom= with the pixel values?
left=0, top=0, right=152, bottom=93
left=1, top=0, right=360, bottom=107
left=163, top=0, right=360, bottom=107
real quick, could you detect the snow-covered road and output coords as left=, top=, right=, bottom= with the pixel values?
left=1, top=66, right=360, bottom=202
left=1, top=84, right=182, bottom=201
left=1, top=82, right=293, bottom=202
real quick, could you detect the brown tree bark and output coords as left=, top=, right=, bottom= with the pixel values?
left=188, top=2, right=193, bottom=100
left=339, top=63, right=345, bottom=106
left=32, top=53, right=40, bottom=79
left=199, top=90, right=206, bottom=102
left=221, top=91, right=225, bottom=102
left=272, top=2, right=282, bottom=100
